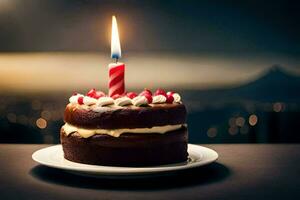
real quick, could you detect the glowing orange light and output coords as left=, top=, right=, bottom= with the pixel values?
left=207, top=127, right=218, bottom=138
left=36, top=118, right=47, bottom=129
left=235, top=117, right=245, bottom=127
left=249, top=114, right=258, bottom=126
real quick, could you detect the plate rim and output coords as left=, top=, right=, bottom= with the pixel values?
left=32, top=144, right=218, bottom=175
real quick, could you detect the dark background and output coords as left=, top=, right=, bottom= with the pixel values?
left=1, top=0, right=299, bottom=53
left=0, top=0, right=299, bottom=144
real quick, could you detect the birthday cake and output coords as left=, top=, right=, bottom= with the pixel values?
left=61, top=16, right=188, bottom=166
left=60, top=88, right=188, bottom=166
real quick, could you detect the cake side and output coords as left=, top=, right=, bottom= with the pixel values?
left=61, top=127, right=188, bottom=166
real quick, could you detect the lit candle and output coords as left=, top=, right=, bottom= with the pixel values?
left=108, top=16, right=125, bottom=97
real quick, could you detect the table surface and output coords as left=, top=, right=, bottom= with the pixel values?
left=0, top=144, right=299, bottom=200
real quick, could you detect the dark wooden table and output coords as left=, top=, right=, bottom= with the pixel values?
left=0, top=144, right=299, bottom=200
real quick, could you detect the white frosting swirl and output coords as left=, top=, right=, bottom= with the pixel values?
left=132, top=96, right=148, bottom=106
left=167, top=92, right=181, bottom=103
left=69, top=94, right=84, bottom=104
left=152, top=95, right=167, bottom=104
left=96, top=97, right=114, bottom=107
left=172, top=93, right=181, bottom=103
left=62, top=123, right=186, bottom=138
left=83, top=96, right=97, bottom=105
left=115, top=96, right=132, bottom=106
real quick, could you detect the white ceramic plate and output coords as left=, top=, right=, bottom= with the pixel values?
left=32, top=144, right=218, bottom=177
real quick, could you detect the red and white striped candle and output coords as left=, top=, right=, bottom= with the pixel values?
left=108, top=16, right=125, bottom=97
left=108, top=62, right=125, bottom=97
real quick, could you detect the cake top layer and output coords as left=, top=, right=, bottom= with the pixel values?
left=64, top=88, right=187, bottom=129
left=64, top=103, right=187, bottom=129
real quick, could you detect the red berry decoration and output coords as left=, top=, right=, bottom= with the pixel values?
left=154, top=88, right=167, bottom=97
left=87, top=88, right=96, bottom=97
left=139, top=88, right=152, bottom=96
left=112, top=94, right=123, bottom=99
left=126, top=92, right=137, bottom=99
left=77, top=96, right=84, bottom=105
left=144, top=88, right=152, bottom=95
left=143, top=93, right=153, bottom=104
left=167, top=91, right=174, bottom=96
left=166, top=94, right=174, bottom=103
left=93, top=91, right=105, bottom=99
left=72, top=92, right=78, bottom=96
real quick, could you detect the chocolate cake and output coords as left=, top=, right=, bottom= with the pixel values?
left=60, top=89, right=188, bottom=166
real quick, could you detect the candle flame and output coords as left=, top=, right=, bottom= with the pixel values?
left=111, top=16, right=121, bottom=59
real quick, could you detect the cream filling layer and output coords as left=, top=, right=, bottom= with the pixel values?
left=62, top=123, right=186, bottom=138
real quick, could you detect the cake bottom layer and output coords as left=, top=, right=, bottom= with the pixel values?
left=60, top=127, right=188, bottom=166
